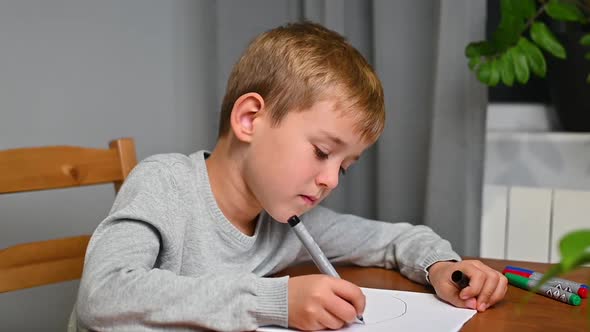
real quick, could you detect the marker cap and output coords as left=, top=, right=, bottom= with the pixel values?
left=288, top=215, right=301, bottom=227
left=451, top=270, right=470, bottom=289
left=569, top=294, right=582, bottom=306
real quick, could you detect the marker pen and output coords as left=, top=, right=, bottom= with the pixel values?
left=288, top=215, right=364, bottom=324
left=504, top=266, right=589, bottom=290
left=503, top=266, right=588, bottom=298
left=505, top=273, right=582, bottom=306
left=451, top=270, right=470, bottom=290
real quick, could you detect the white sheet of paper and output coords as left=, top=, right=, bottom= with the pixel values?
left=257, top=287, right=476, bottom=332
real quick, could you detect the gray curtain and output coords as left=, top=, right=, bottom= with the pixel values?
left=307, top=1, right=488, bottom=257
left=0, top=0, right=486, bottom=330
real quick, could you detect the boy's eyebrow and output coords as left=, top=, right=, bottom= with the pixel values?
left=320, top=131, right=361, bottom=161
left=319, top=130, right=346, bottom=146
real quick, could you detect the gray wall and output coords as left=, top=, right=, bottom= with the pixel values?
left=0, top=1, right=298, bottom=330
left=0, top=1, right=487, bottom=330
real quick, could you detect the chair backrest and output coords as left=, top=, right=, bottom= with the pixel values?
left=0, top=138, right=137, bottom=293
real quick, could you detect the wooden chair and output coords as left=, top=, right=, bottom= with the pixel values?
left=0, top=138, right=137, bottom=293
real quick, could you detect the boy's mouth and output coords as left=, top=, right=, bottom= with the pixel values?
left=300, top=195, right=318, bottom=205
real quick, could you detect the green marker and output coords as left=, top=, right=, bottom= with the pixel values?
left=506, top=273, right=582, bottom=306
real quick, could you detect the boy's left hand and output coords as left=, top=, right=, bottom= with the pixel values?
left=427, top=260, right=508, bottom=312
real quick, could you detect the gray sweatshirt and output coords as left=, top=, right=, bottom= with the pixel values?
left=74, top=151, right=461, bottom=331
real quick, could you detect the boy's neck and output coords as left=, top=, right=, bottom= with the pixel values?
left=205, top=137, right=261, bottom=236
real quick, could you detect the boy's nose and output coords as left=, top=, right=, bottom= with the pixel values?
left=316, top=164, right=339, bottom=190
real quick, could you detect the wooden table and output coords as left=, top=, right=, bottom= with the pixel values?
left=278, top=258, right=590, bottom=332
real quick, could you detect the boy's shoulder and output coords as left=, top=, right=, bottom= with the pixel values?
left=116, top=151, right=207, bottom=203
left=130, top=151, right=205, bottom=183
left=142, top=152, right=195, bottom=167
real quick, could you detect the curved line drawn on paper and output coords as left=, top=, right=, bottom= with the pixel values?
left=362, top=293, right=408, bottom=325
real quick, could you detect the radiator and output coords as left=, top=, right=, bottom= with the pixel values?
left=481, top=185, right=590, bottom=263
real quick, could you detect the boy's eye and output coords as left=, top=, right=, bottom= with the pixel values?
left=313, top=146, right=329, bottom=160
left=314, top=145, right=348, bottom=176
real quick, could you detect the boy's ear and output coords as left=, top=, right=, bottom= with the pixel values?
left=230, top=93, right=265, bottom=143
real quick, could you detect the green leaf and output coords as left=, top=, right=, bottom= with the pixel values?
left=546, top=0, right=586, bottom=23
left=477, top=61, right=493, bottom=85
left=465, top=41, right=495, bottom=58
left=493, top=0, right=531, bottom=50
left=580, top=33, right=590, bottom=46
left=489, top=58, right=501, bottom=86
left=501, top=0, right=536, bottom=20
left=499, top=51, right=515, bottom=86
left=468, top=57, right=481, bottom=70
left=518, top=37, right=547, bottom=77
left=585, top=52, right=590, bottom=61
left=530, top=22, right=567, bottom=59
left=559, top=229, right=590, bottom=271
left=510, top=47, right=530, bottom=84
left=528, top=230, right=590, bottom=297
left=492, top=15, right=526, bottom=50
left=587, top=73, right=590, bottom=83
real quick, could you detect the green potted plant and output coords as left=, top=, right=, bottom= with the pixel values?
left=465, top=0, right=590, bottom=130
left=465, top=0, right=590, bottom=303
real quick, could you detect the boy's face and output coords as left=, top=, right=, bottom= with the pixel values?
left=243, top=99, right=373, bottom=223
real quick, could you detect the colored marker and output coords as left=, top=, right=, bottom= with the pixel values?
left=288, top=215, right=364, bottom=325
left=451, top=270, right=470, bottom=290
left=505, top=266, right=589, bottom=289
left=503, top=268, right=588, bottom=298
left=504, top=266, right=588, bottom=290
left=506, top=273, right=581, bottom=306
left=503, top=266, right=588, bottom=298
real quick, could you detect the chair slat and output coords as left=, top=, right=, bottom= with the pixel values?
left=0, top=138, right=137, bottom=293
left=0, top=257, right=86, bottom=293
left=0, top=146, right=123, bottom=194
left=0, top=235, right=90, bottom=269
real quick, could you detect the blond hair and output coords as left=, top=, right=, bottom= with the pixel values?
left=218, top=21, right=385, bottom=143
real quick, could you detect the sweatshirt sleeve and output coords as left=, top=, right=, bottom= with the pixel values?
left=301, top=206, right=461, bottom=285
left=75, top=160, right=288, bottom=331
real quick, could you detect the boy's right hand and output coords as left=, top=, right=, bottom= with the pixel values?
left=287, top=275, right=365, bottom=330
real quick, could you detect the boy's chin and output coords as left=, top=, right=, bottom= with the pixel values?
left=273, top=219, right=290, bottom=224
left=267, top=208, right=309, bottom=224
left=270, top=214, right=295, bottom=224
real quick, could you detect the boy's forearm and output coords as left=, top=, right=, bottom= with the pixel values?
left=392, top=224, right=462, bottom=284
left=303, top=207, right=461, bottom=285
left=77, top=220, right=289, bottom=331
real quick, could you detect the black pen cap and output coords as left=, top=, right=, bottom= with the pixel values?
left=452, top=270, right=470, bottom=289
left=287, top=215, right=301, bottom=227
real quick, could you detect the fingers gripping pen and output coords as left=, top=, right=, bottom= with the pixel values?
left=288, top=215, right=364, bottom=324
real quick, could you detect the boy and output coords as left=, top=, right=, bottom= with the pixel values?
left=74, top=22, right=507, bottom=331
